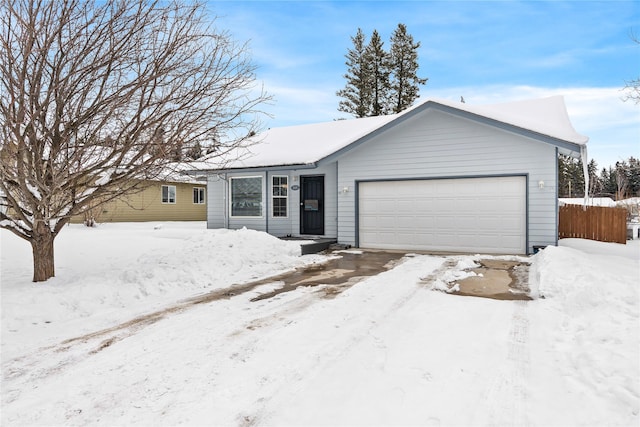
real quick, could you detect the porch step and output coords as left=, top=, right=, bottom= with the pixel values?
left=280, top=237, right=338, bottom=255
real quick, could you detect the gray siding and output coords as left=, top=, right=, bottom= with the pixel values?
left=335, top=109, right=558, bottom=253
left=206, top=175, right=226, bottom=229
left=206, top=166, right=338, bottom=238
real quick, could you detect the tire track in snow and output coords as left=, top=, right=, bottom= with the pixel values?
left=475, top=299, right=531, bottom=426
left=238, top=256, right=447, bottom=425
left=2, top=254, right=440, bottom=425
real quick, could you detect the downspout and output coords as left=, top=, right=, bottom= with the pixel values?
left=265, top=171, right=269, bottom=234
left=335, top=161, right=339, bottom=241
left=555, top=147, right=559, bottom=247
left=580, top=145, right=589, bottom=209
left=223, top=173, right=229, bottom=229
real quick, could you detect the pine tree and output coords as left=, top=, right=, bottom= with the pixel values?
left=337, top=25, right=427, bottom=117
left=601, top=167, right=617, bottom=198
left=366, top=30, right=390, bottom=116
left=185, top=141, right=204, bottom=160
left=388, top=23, right=428, bottom=114
left=587, top=159, right=601, bottom=196
left=558, top=155, right=585, bottom=197
left=628, top=157, right=640, bottom=196
left=337, top=28, right=371, bottom=118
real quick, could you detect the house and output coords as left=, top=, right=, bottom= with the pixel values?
left=190, top=96, right=588, bottom=255
left=71, top=172, right=207, bottom=224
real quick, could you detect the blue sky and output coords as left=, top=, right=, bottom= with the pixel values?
left=206, top=0, right=639, bottom=169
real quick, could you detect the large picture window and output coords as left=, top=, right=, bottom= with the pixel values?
left=161, top=185, right=176, bottom=204
left=231, top=176, right=262, bottom=217
left=272, top=176, right=288, bottom=217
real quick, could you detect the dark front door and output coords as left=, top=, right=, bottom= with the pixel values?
left=301, top=175, right=324, bottom=235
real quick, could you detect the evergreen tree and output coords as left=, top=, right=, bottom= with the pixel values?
left=558, top=155, right=585, bottom=197
left=595, top=157, right=640, bottom=199
left=366, top=30, right=390, bottom=116
left=601, top=167, right=618, bottom=197
left=558, top=155, right=571, bottom=197
left=587, top=159, right=601, bottom=197
left=388, top=23, right=428, bottom=114
left=627, top=157, right=640, bottom=196
left=185, top=141, right=204, bottom=161
left=337, top=24, right=427, bottom=117
left=337, top=28, right=371, bottom=118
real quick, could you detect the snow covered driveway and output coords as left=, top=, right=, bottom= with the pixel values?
left=1, top=223, right=639, bottom=425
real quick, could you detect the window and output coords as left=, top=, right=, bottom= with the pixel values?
left=230, top=176, right=262, bottom=217
left=193, top=187, right=205, bottom=204
left=272, top=176, right=288, bottom=217
left=161, top=185, right=176, bottom=204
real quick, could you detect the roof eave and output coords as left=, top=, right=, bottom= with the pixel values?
left=183, top=162, right=318, bottom=175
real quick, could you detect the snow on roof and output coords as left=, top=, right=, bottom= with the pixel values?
left=200, top=114, right=398, bottom=170
left=199, top=96, right=587, bottom=171
left=434, top=95, right=588, bottom=146
left=154, top=162, right=206, bottom=184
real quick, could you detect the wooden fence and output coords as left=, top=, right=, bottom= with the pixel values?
left=558, top=205, right=628, bottom=244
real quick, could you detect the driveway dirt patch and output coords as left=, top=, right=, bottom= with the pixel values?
left=453, top=259, right=531, bottom=301
left=249, top=251, right=405, bottom=301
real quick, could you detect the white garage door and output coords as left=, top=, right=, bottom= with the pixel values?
left=358, top=176, right=526, bottom=254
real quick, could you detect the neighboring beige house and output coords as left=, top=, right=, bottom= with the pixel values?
left=71, top=177, right=207, bottom=224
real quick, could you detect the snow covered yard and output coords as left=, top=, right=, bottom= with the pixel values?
left=1, top=222, right=638, bottom=426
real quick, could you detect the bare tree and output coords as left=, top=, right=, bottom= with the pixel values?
left=615, top=161, right=629, bottom=200
left=0, top=0, right=270, bottom=282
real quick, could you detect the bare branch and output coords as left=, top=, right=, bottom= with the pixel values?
left=0, top=0, right=271, bottom=281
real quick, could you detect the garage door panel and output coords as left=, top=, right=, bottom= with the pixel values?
left=358, top=177, right=526, bottom=254
left=498, top=217, right=522, bottom=229
left=432, top=198, right=455, bottom=210
left=414, top=216, right=435, bottom=228
left=414, top=200, right=433, bottom=211
left=476, top=215, right=501, bottom=227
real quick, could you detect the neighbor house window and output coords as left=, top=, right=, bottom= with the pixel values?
left=272, top=176, right=288, bottom=217
left=230, top=176, right=262, bottom=217
left=161, top=185, right=176, bottom=204
left=193, top=187, right=205, bottom=204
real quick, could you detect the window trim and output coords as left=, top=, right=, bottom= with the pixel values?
left=229, top=176, right=263, bottom=218
left=193, top=187, right=206, bottom=205
left=271, top=175, right=288, bottom=218
left=161, top=185, right=176, bottom=204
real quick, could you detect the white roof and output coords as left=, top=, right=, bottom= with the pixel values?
left=155, top=163, right=206, bottom=184
left=200, top=95, right=588, bottom=171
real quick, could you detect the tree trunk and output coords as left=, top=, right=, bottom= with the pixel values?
left=31, top=222, right=56, bottom=282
